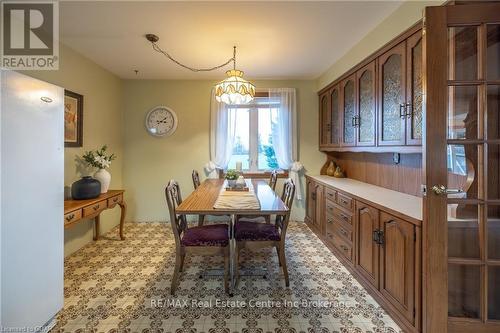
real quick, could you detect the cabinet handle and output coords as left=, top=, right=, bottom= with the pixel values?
left=93, top=205, right=100, bottom=211
left=327, top=219, right=333, bottom=224
left=373, top=229, right=385, bottom=245
left=399, top=104, right=406, bottom=118
left=351, top=117, right=356, bottom=127
left=65, top=214, right=75, bottom=222
left=356, top=116, right=360, bottom=127
left=340, top=228, right=348, bottom=237
left=406, top=103, right=412, bottom=119
left=340, top=245, right=348, bottom=252
left=311, top=193, right=316, bottom=200
left=340, top=213, right=349, bottom=222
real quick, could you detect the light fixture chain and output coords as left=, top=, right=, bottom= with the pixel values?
left=150, top=42, right=236, bottom=72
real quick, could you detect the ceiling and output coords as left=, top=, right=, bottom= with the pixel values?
left=60, top=1, right=403, bottom=80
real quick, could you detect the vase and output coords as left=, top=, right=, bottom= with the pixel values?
left=333, top=166, right=345, bottom=178
left=71, top=176, right=101, bottom=200
left=236, top=176, right=246, bottom=188
left=227, top=179, right=237, bottom=188
left=326, top=161, right=336, bottom=176
left=94, top=168, right=111, bottom=193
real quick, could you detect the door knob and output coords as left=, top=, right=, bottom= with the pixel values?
left=431, top=185, right=463, bottom=195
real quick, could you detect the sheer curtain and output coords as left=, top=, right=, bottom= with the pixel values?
left=206, top=89, right=237, bottom=178
left=269, top=88, right=304, bottom=200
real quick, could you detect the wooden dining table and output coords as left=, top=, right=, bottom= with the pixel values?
left=176, top=178, right=289, bottom=293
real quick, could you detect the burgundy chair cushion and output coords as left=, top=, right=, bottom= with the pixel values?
left=234, top=221, right=281, bottom=241
left=181, top=224, right=229, bottom=247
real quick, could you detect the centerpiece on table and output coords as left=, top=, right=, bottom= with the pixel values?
left=225, top=169, right=248, bottom=191
left=82, top=145, right=116, bottom=194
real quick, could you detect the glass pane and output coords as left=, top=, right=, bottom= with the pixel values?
left=447, top=144, right=479, bottom=199
left=411, top=39, right=423, bottom=140
left=343, top=80, right=355, bottom=144
left=487, top=205, right=500, bottom=260
left=257, top=108, right=278, bottom=170
left=227, top=108, right=250, bottom=170
left=448, top=86, right=478, bottom=140
left=331, top=88, right=339, bottom=145
left=488, top=144, right=500, bottom=200
left=448, top=204, right=480, bottom=259
left=321, top=96, right=328, bottom=144
left=487, top=25, right=500, bottom=81
left=449, top=26, right=478, bottom=81
left=487, top=85, right=500, bottom=140
left=448, top=264, right=481, bottom=318
left=359, top=70, right=375, bottom=143
left=382, top=54, right=403, bottom=141
left=488, top=266, right=500, bottom=320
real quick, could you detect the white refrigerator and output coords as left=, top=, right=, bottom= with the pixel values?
left=0, top=70, right=64, bottom=329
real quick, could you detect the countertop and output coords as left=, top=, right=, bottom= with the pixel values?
left=308, top=175, right=423, bottom=222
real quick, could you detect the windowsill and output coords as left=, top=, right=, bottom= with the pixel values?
left=218, top=170, right=289, bottom=179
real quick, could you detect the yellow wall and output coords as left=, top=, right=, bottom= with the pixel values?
left=26, top=44, right=123, bottom=256
left=122, top=80, right=323, bottom=221
left=317, top=0, right=444, bottom=90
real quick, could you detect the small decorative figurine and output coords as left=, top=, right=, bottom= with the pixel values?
left=333, top=166, right=345, bottom=178
left=326, top=161, right=336, bottom=176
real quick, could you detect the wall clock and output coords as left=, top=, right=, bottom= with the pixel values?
left=145, top=106, right=178, bottom=137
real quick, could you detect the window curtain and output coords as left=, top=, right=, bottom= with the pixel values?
left=269, top=88, right=304, bottom=200
left=205, top=88, right=237, bottom=178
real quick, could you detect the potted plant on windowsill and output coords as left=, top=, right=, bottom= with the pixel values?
left=225, top=169, right=239, bottom=188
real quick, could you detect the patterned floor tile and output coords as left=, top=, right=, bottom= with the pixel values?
left=52, top=222, right=402, bottom=333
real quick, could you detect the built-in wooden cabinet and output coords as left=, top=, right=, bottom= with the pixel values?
left=305, top=178, right=324, bottom=233
left=378, top=42, right=407, bottom=146
left=305, top=176, right=421, bottom=333
left=379, top=211, right=417, bottom=324
left=355, top=202, right=380, bottom=288
left=318, top=25, right=423, bottom=153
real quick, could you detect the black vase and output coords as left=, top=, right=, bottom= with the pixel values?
left=71, top=176, right=101, bottom=200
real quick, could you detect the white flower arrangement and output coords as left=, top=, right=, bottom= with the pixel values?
left=82, top=145, right=116, bottom=170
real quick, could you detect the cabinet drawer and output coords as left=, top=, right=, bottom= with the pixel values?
left=64, top=209, right=81, bottom=225
left=325, top=187, right=336, bottom=203
left=325, top=200, right=336, bottom=216
left=333, top=222, right=353, bottom=243
left=332, top=233, right=353, bottom=263
left=336, top=192, right=354, bottom=211
left=108, top=194, right=123, bottom=206
left=83, top=200, right=107, bottom=217
left=333, top=206, right=353, bottom=227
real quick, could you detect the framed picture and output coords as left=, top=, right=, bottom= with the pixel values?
left=64, top=90, right=83, bottom=147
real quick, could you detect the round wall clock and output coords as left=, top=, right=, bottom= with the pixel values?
left=145, top=106, right=178, bottom=137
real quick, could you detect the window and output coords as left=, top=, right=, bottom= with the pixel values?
left=227, top=96, right=281, bottom=172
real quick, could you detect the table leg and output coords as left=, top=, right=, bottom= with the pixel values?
left=93, top=215, right=100, bottom=241
left=118, top=201, right=127, bottom=240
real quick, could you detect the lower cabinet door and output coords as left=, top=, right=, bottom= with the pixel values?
left=355, top=201, right=380, bottom=288
left=379, top=211, right=416, bottom=324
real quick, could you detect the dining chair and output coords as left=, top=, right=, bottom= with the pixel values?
left=234, top=178, right=295, bottom=287
left=165, top=180, right=230, bottom=295
left=192, top=170, right=205, bottom=226
left=269, top=170, right=278, bottom=191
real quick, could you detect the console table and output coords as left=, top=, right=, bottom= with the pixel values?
left=64, top=190, right=126, bottom=240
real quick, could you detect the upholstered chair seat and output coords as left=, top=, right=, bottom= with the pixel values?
left=181, top=224, right=229, bottom=247
left=234, top=221, right=280, bottom=241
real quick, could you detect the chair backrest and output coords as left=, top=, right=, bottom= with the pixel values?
left=192, top=170, right=201, bottom=189
left=269, top=170, right=278, bottom=191
left=165, top=180, right=187, bottom=245
left=276, top=178, right=295, bottom=235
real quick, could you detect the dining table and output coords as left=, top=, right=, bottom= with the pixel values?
left=175, top=178, right=289, bottom=294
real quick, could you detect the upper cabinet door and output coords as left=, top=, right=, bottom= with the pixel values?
left=319, top=92, right=330, bottom=146
left=378, top=42, right=407, bottom=146
left=356, top=61, right=376, bottom=146
left=342, top=74, right=357, bottom=147
left=330, top=85, right=341, bottom=147
left=406, top=31, right=423, bottom=146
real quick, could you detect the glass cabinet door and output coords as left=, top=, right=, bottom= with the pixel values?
left=342, top=75, right=356, bottom=146
left=378, top=42, right=406, bottom=146
left=330, top=86, right=340, bottom=147
left=356, top=62, right=376, bottom=146
left=406, top=32, right=423, bottom=145
left=319, top=93, right=330, bottom=146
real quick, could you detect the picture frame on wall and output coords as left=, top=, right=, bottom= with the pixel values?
left=64, top=90, right=83, bottom=147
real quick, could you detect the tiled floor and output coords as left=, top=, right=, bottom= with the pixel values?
left=53, top=222, right=402, bottom=332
